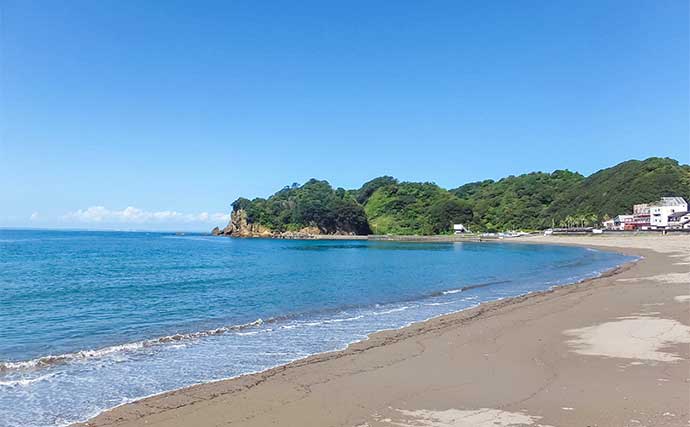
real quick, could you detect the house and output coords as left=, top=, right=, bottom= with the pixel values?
left=631, top=204, right=650, bottom=229
left=603, top=215, right=634, bottom=230
left=453, top=224, right=468, bottom=234
left=667, top=211, right=690, bottom=229
left=602, top=219, right=615, bottom=230
left=617, top=215, right=634, bottom=229
left=649, top=197, right=688, bottom=228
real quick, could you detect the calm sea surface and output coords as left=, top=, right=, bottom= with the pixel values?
left=0, top=229, right=635, bottom=427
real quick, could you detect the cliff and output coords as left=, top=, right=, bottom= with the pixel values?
left=214, top=209, right=274, bottom=237
left=214, top=209, right=354, bottom=238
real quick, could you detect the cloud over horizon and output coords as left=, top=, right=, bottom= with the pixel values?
left=63, top=206, right=230, bottom=225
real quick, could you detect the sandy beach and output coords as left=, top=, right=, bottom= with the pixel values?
left=77, top=234, right=690, bottom=427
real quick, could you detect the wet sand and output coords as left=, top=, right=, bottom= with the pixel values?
left=77, top=234, right=690, bottom=427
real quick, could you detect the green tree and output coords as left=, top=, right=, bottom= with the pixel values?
left=225, top=157, right=689, bottom=236
left=428, top=198, right=473, bottom=234
left=355, top=176, right=398, bottom=204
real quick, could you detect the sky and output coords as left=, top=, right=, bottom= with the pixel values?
left=1, top=1, right=688, bottom=231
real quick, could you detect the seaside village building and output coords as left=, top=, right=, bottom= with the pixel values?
left=602, top=215, right=634, bottom=231
left=649, top=197, right=688, bottom=227
left=668, top=211, right=690, bottom=229
left=605, top=197, right=689, bottom=230
left=631, top=203, right=651, bottom=229
left=453, top=224, right=469, bottom=234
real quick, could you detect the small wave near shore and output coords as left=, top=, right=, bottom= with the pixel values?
left=0, top=277, right=529, bottom=377
left=0, top=232, right=636, bottom=427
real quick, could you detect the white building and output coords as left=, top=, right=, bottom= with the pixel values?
left=649, top=197, right=688, bottom=228
left=668, top=211, right=690, bottom=229
left=453, top=224, right=468, bottom=234
left=603, top=215, right=634, bottom=230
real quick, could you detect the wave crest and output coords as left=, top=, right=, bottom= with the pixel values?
left=0, top=318, right=265, bottom=374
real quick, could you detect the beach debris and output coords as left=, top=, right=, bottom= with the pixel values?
left=564, top=316, right=690, bottom=362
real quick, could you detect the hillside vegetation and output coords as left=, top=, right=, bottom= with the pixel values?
left=545, top=158, right=690, bottom=219
left=225, top=157, right=689, bottom=235
left=450, top=170, right=584, bottom=231
left=231, top=179, right=370, bottom=235
left=362, top=180, right=472, bottom=235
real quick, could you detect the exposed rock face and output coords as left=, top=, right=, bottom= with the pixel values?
left=213, top=209, right=356, bottom=239
left=218, top=209, right=273, bottom=237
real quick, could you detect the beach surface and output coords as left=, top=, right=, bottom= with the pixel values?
left=77, top=234, right=690, bottom=427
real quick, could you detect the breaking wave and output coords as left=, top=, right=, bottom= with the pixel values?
left=0, top=318, right=266, bottom=374
left=0, top=373, right=56, bottom=388
left=0, top=281, right=516, bottom=375
left=437, top=279, right=512, bottom=296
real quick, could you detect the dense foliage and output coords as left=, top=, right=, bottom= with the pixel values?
left=363, top=181, right=473, bottom=234
left=231, top=179, right=370, bottom=234
left=353, top=176, right=398, bottom=204
left=451, top=170, right=584, bottom=231
left=545, top=158, right=690, bottom=219
left=229, top=157, right=689, bottom=235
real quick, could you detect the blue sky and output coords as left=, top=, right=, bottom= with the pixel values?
left=1, top=1, right=688, bottom=231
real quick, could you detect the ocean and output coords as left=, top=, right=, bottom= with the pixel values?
left=0, top=229, right=635, bottom=427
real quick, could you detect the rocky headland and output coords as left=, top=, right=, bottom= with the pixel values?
left=212, top=209, right=358, bottom=239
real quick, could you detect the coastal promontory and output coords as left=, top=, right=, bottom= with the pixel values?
left=214, top=157, right=690, bottom=237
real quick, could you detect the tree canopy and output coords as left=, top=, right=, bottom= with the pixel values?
left=545, top=158, right=690, bottom=219
left=450, top=170, right=584, bottom=231
left=229, top=157, right=689, bottom=235
left=360, top=181, right=473, bottom=234
left=231, top=179, right=370, bottom=234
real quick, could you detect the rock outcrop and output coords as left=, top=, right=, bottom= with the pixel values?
left=212, top=209, right=356, bottom=239
left=216, top=209, right=273, bottom=237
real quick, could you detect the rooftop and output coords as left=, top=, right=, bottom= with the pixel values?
left=652, top=197, right=687, bottom=207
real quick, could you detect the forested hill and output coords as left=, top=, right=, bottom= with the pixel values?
left=228, top=179, right=371, bottom=235
left=545, top=158, right=690, bottom=220
left=218, top=157, right=690, bottom=236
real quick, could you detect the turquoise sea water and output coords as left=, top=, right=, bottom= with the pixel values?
left=0, top=229, right=635, bottom=427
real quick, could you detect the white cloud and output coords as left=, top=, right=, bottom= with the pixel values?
left=63, top=206, right=230, bottom=224
left=211, top=212, right=229, bottom=222
left=29, top=212, right=39, bottom=221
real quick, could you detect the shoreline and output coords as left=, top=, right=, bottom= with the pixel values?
left=211, top=229, right=690, bottom=242
left=212, top=233, right=484, bottom=241
left=75, top=234, right=690, bottom=427
left=69, top=247, right=634, bottom=426
left=2, top=238, right=601, bottom=376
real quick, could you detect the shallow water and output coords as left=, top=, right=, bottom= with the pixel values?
left=0, top=229, right=635, bottom=427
